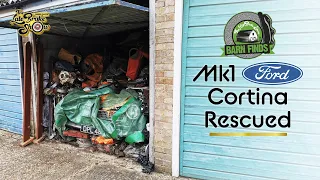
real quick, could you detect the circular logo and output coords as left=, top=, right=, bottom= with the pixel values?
left=223, top=12, right=275, bottom=59
left=126, top=103, right=141, bottom=119
left=32, top=22, right=43, bottom=32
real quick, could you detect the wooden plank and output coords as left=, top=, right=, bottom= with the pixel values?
left=0, top=109, right=22, bottom=119
left=183, top=162, right=319, bottom=180
left=0, top=30, right=16, bottom=35
left=0, top=82, right=21, bottom=86
left=0, top=104, right=22, bottom=114
left=183, top=132, right=320, bottom=156
left=0, top=68, right=20, bottom=75
left=184, top=96, right=320, bottom=113
left=187, top=44, right=320, bottom=57
left=0, top=55, right=19, bottom=59
left=184, top=104, right=319, bottom=120
left=184, top=142, right=320, bottom=167
left=186, top=67, right=317, bottom=79
left=0, top=51, right=19, bottom=57
left=189, top=0, right=320, bottom=17
left=20, top=137, right=34, bottom=147
left=0, top=39, right=19, bottom=46
left=29, top=33, right=37, bottom=145
left=185, top=86, right=320, bottom=101
left=0, top=55, right=18, bottom=60
left=184, top=114, right=320, bottom=134
left=188, top=20, right=320, bottom=37
left=0, top=85, right=23, bottom=94
left=0, top=62, right=19, bottom=71
left=0, top=78, right=21, bottom=86
left=185, top=105, right=320, bottom=120
left=0, top=73, right=20, bottom=79
left=0, top=100, right=22, bottom=113
left=0, top=115, right=22, bottom=128
left=0, top=124, right=22, bottom=134
left=0, top=33, right=17, bottom=40
left=190, top=0, right=270, bottom=7
left=184, top=106, right=320, bottom=123
left=182, top=167, right=270, bottom=180
left=189, top=8, right=320, bottom=26
left=22, top=41, right=32, bottom=143
left=183, top=152, right=320, bottom=179
left=188, top=33, right=320, bottom=48
left=185, top=76, right=320, bottom=89
left=186, top=56, right=320, bottom=67
left=33, top=135, right=45, bottom=144
left=0, top=44, right=19, bottom=51
left=0, top=64, right=20, bottom=69
left=0, top=94, right=21, bottom=102
left=35, top=42, right=44, bottom=140
left=184, top=125, right=320, bottom=146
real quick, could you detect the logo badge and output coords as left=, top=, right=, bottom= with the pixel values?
left=10, top=9, right=50, bottom=36
left=242, top=62, right=303, bottom=85
left=222, top=12, right=276, bottom=59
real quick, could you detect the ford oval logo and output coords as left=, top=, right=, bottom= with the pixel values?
left=242, top=62, right=303, bottom=85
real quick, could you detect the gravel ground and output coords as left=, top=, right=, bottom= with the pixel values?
left=0, top=130, right=192, bottom=180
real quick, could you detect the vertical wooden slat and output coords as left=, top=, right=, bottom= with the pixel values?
left=35, top=41, right=44, bottom=140
left=22, top=42, right=32, bottom=143
left=29, top=33, right=38, bottom=139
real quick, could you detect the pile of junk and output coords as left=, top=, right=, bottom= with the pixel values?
left=42, top=39, right=153, bottom=173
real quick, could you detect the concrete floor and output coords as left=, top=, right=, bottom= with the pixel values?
left=0, top=130, right=190, bottom=180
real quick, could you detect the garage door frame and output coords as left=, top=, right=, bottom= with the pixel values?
left=172, top=0, right=184, bottom=177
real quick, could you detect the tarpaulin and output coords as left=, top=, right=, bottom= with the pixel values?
left=54, top=86, right=146, bottom=144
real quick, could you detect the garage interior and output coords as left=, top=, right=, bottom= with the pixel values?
left=15, top=0, right=154, bottom=173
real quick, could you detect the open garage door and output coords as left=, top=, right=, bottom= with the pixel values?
left=0, top=27, right=22, bottom=134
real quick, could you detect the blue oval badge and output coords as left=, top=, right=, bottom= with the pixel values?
left=242, top=62, right=303, bottom=85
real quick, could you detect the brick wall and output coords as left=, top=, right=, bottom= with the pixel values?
left=154, top=0, right=175, bottom=174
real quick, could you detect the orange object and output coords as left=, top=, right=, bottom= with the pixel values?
left=101, top=81, right=110, bottom=85
left=63, top=130, right=89, bottom=139
left=100, top=94, right=109, bottom=103
left=58, top=48, right=81, bottom=65
left=101, top=94, right=109, bottom=101
left=126, top=48, right=149, bottom=80
left=92, top=136, right=114, bottom=145
left=82, top=54, right=103, bottom=88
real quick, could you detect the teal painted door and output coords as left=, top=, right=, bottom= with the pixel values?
left=180, top=0, right=320, bottom=179
left=0, top=28, right=23, bottom=134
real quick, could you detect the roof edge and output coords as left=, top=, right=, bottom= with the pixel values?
left=0, top=0, right=41, bottom=10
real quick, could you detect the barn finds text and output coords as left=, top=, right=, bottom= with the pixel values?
left=224, top=44, right=272, bottom=55
left=193, top=65, right=291, bottom=129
